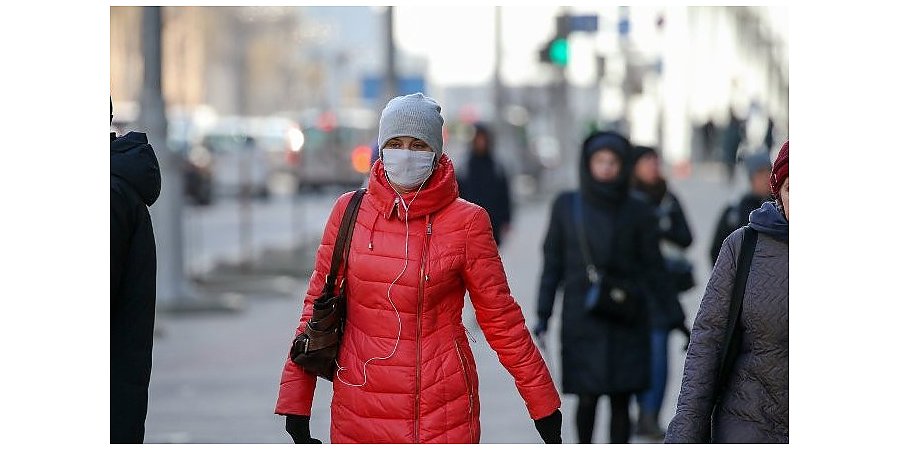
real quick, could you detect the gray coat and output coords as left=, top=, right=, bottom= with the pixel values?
left=665, top=225, right=788, bottom=443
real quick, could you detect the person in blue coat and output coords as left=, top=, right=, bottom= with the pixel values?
left=629, top=145, right=694, bottom=440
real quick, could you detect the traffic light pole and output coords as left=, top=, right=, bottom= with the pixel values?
left=140, top=6, right=187, bottom=309
left=384, top=6, right=397, bottom=104
left=140, top=7, right=242, bottom=314
left=492, top=6, right=504, bottom=141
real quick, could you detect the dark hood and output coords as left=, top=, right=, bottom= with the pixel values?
left=111, top=132, right=161, bottom=206
left=579, top=131, right=633, bottom=208
left=749, top=201, right=788, bottom=242
left=468, top=122, right=494, bottom=165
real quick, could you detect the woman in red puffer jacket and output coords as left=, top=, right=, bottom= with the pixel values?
left=275, top=93, right=562, bottom=444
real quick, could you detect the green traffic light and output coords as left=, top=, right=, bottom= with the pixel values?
left=549, top=38, right=569, bottom=65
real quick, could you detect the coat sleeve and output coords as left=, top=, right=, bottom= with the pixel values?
left=536, top=194, right=566, bottom=324
left=110, top=186, right=133, bottom=306
left=665, top=228, right=741, bottom=443
left=635, top=201, right=676, bottom=322
left=662, top=194, right=694, bottom=249
left=275, top=192, right=353, bottom=416
left=462, top=207, right=561, bottom=420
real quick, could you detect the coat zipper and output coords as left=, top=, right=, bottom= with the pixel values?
left=414, top=216, right=432, bottom=443
left=454, top=340, right=476, bottom=443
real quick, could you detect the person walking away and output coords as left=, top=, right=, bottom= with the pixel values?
left=457, top=122, right=513, bottom=247
left=533, top=131, right=666, bottom=444
left=764, top=117, right=775, bottom=152
left=276, top=93, right=562, bottom=444
left=629, top=145, right=694, bottom=440
left=708, top=151, right=772, bottom=268
left=666, top=141, right=788, bottom=443
left=720, top=108, right=745, bottom=184
left=700, top=118, right=717, bottom=162
left=110, top=99, right=161, bottom=443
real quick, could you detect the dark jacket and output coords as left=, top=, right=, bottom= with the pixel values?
left=111, top=131, right=160, bottom=443
left=536, top=131, right=665, bottom=395
left=709, top=193, right=769, bottom=267
left=633, top=181, right=694, bottom=330
left=457, top=126, right=512, bottom=247
left=665, top=202, right=788, bottom=443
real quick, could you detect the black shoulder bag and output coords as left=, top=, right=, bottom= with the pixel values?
left=709, top=225, right=758, bottom=437
left=572, top=193, right=640, bottom=325
left=290, top=189, right=366, bottom=381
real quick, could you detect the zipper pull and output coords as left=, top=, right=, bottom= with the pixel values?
left=388, top=197, right=399, bottom=219
left=426, top=222, right=432, bottom=235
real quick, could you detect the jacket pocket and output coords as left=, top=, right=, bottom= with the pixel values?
left=454, top=340, right=476, bottom=443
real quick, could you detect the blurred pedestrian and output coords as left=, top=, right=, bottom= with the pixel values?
left=457, top=123, right=513, bottom=247
left=534, top=131, right=665, bottom=444
left=629, top=145, right=694, bottom=441
left=276, top=93, right=562, bottom=444
left=700, top=118, right=717, bottom=162
left=110, top=99, right=161, bottom=443
left=666, top=141, right=788, bottom=443
left=764, top=117, right=776, bottom=152
left=708, top=151, right=772, bottom=267
left=721, top=108, right=745, bottom=183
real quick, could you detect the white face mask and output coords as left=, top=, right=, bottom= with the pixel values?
left=382, top=149, right=435, bottom=190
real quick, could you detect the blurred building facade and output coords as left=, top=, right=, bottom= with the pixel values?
left=111, top=7, right=321, bottom=116
left=633, top=6, right=788, bottom=162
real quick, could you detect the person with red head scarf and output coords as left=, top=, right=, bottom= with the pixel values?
left=666, top=141, right=788, bottom=443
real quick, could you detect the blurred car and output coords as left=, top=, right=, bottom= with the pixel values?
left=277, top=108, right=377, bottom=191
left=169, top=106, right=217, bottom=205
left=197, top=116, right=303, bottom=199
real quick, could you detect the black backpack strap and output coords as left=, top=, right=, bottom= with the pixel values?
left=323, top=189, right=366, bottom=295
left=715, top=225, right=758, bottom=400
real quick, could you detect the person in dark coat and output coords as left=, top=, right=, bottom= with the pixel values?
left=533, top=131, right=666, bottom=443
left=629, top=146, right=694, bottom=440
left=111, top=101, right=161, bottom=443
left=457, top=123, right=512, bottom=247
left=709, top=151, right=772, bottom=267
left=665, top=141, right=788, bottom=443
left=720, top=108, right=745, bottom=184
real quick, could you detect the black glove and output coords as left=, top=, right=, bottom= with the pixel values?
left=532, top=319, right=549, bottom=349
left=534, top=409, right=562, bottom=444
left=677, top=322, right=691, bottom=351
left=285, top=414, right=322, bottom=444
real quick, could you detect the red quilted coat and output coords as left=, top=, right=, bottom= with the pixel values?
left=276, top=155, right=561, bottom=443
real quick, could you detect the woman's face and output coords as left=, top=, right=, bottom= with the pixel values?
left=779, top=177, right=789, bottom=221
left=634, top=153, right=660, bottom=184
left=589, top=149, right=622, bottom=182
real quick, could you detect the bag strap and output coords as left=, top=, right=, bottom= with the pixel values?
left=323, top=189, right=366, bottom=295
left=571, top=193, right=600, bottom=284
left=715, top=225, right=758, bottom=399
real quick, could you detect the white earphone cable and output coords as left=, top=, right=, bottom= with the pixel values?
left=335, top=175, right=429, bottom=388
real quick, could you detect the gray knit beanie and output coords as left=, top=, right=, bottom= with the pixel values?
left=378, top=93, right=444, bottom=162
